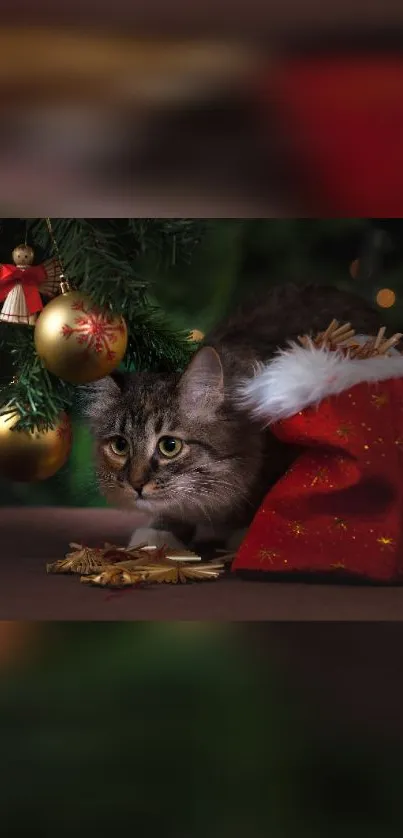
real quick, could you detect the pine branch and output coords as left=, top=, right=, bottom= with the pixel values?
left=0, top=324, right=75, bottom=431
left=0, top=219, right=205, bottom=431
left=126, top=219, right=208, bottom=266
left=124, top=304, right=196, bottom=372
left=27, top=219, right=207, bottom=288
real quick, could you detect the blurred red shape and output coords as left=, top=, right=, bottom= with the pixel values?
left=258, top=57, right=403, bottom=215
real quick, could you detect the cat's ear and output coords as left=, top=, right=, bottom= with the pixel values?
left=80, top=371, right=127, bottom=424
left=87, top=370, right=127, bottom=399
left=179, top=347, right=224, bottom=412
left=109, top=370, right=127, bottom=392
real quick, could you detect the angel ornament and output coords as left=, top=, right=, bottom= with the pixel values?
left=0, top=244, right=61, bottom=325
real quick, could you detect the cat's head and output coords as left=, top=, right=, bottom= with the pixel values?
left=84, top=347, right=262, bottom=526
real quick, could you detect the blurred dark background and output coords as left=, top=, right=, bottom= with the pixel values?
left=1, top=26, right=403, bottom=214
left=2, top=621, right=403, bottom=836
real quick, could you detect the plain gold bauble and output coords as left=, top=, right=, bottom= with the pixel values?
left=0, top=412, right=72, bottom=482
left=34, top=290, right=128, bottom=384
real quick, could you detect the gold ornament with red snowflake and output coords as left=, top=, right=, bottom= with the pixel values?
left=34, top=289, right=128, bottom=384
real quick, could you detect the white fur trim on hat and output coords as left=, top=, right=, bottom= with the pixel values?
left=237, top=338, right=403, bottom=423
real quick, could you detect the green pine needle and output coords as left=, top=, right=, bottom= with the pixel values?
left=0, top=219, right=206, bottom=432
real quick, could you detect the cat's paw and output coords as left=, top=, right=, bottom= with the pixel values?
left=127, top=527, right=188, bottom=551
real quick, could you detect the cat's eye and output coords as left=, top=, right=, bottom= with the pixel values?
left=157, top=436, right=183, bottom=458
left=108, top=436, right=129, bottom=456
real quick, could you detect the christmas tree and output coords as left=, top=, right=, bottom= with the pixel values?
left=0, top=218, right=207, bottom=434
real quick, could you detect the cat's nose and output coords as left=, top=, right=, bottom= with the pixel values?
left=133, top=483, right=145, bottom=497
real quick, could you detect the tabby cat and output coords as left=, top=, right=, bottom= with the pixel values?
left=85, top=284, right=381, bottom=553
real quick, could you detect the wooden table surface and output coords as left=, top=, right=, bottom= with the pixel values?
left=2, top=507, right=403, bottom=620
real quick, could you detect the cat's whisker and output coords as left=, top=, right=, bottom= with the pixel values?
left=176, top=485, right=218, bottom=525
left=196, top=478, right=252, bottom=509
left=174, top=486, right=213, bottom=522
left=172, top=493, right=191, bottom=522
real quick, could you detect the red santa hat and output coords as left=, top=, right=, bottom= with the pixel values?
left=232, top=326, right=403, bottom=583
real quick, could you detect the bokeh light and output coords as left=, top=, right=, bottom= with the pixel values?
left=376, top=288, right=396, bottom=308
